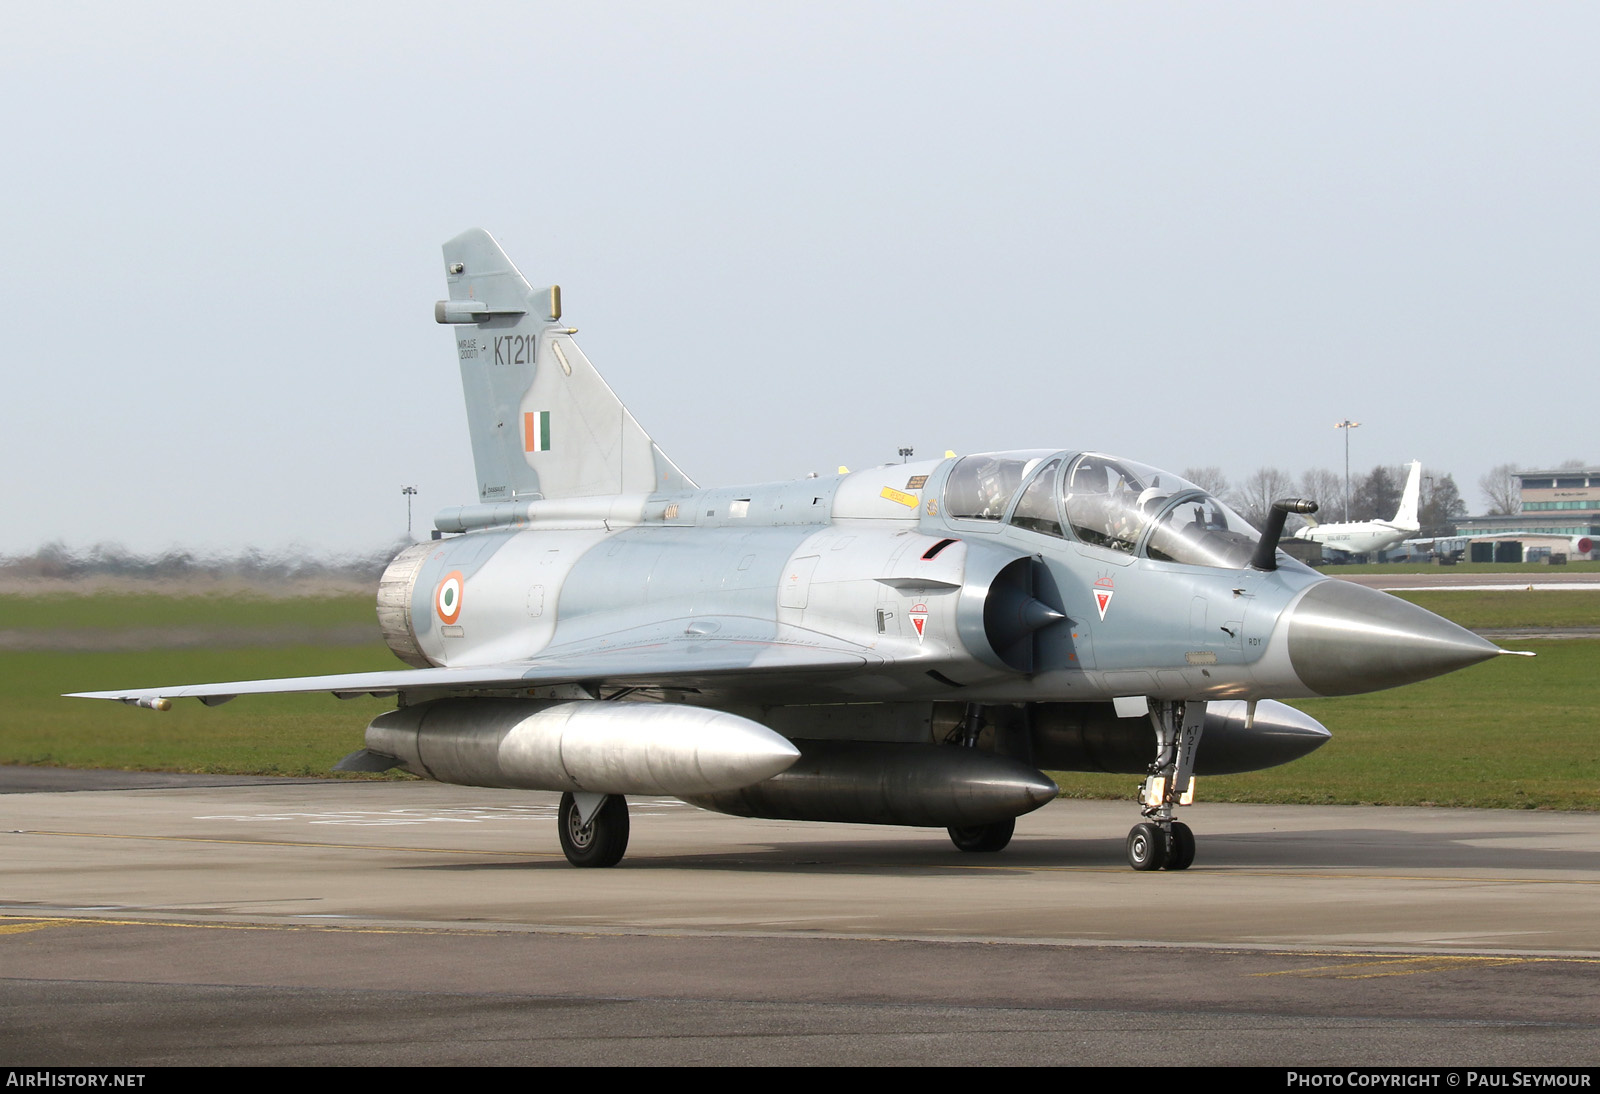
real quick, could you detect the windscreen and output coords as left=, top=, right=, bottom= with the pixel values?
left=1144, top=493, right=1262, bottom=569
left=1063, top=453, right=1263, bottom=568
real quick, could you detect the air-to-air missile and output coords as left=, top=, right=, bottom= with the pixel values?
left=72, top=229, right=1523, bottom=870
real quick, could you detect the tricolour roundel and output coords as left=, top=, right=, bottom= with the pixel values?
left=435, top=571, right=465, bottom=624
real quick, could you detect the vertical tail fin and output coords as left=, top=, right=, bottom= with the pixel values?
left=437, top=229, right=695, bottom=502
left=1393, top=460, right=1422, bottom=529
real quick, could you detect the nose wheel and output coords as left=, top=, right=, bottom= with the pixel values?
left=1124, top=819, right=1195, bottom=871
left=1126, top=822, right=1167, bottom=870
left=1166, top=820, right=1196, bottom=870
left=1125, top=699, right=1206, bottom=871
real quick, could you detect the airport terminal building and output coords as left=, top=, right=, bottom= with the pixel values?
left=1456, top=467, right=1599, bottom=561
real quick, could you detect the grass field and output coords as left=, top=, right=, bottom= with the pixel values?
left=1393, top=590, right=1600, bottom=628
left=1, top=592, right=377, bottom=631
left=9, top=647, right=395, bottom=775
left=1052, top=639, right=1594, bottom=810
left=1, top=586, right=1594, bottom=809
left=1, top=592, right=391, bottom=775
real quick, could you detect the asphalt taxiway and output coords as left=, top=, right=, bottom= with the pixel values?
left=3, top=771, right=1597, bottom=1065
left=1341, top=570, right=1600, bottom=591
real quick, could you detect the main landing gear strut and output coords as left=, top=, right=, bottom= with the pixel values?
left=945, top=703, right=1016, bottom=853
left=1126, top=699, right=1205, bottom=872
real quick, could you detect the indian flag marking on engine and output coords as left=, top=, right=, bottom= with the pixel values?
left=523, top=411, right=552, bottom=453
left=436, top=571, right=465, bottom=624
left=1094, top=588, right=1113, bottom=621
left=910, top=603, right=928, bottom=642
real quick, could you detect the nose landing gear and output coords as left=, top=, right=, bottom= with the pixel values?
left=1125, top=699, right=1205, bottom=871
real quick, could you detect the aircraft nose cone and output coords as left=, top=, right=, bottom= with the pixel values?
left=1287, top=580, right=1502, bottom=696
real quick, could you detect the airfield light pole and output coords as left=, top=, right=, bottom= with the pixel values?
left=899, top=447, right=914, bottom=464
left=1334, top=420, right=1360, bottom=521
left=402, top=485, right=418, bottom=538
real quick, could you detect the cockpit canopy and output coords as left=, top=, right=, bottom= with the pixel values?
left=943, top=451, right=1265, bottom=570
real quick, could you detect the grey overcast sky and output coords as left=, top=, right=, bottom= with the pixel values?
left=1, top=2, right=1593, bottom=555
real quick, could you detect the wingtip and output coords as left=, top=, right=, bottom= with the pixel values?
left=63, top=692, right=173, bottom=710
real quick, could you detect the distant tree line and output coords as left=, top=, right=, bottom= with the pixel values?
left=0, top=541, right=405, bottom=585
left=1183, top=465, right=1468, bottom=538
left=5, top=456, right=1590, bottom=573
left=1183, top=456, right=1588, bottom=539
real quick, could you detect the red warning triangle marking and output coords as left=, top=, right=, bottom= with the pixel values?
left=1094, top=589, right=1113, bottom=620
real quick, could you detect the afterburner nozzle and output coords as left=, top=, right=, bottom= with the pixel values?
left=1287, top=580, right=1503, bottom=696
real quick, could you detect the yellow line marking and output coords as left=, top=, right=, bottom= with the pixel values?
left=9, top=917, right=1600, bottom=971
left=1229, top=870, right=1600, bottom=886
left=0, top=919, right=77, bottom=935
left=0, top=916, right=743, bottom=945
left=1253, top=953, right=1600, bottom=979
left=12, top=832, right=1600, bottom=884
left=794, top=863, right=1600, bottom=884
left=0, top=914, right=489, bottom=936
left=880, top=486, right=918, bottom=507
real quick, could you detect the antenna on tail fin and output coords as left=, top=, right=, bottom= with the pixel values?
left=436, top=229, right=695, bottom=503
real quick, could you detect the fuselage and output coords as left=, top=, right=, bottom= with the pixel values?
left=387, top=450, right=1494, bottom=707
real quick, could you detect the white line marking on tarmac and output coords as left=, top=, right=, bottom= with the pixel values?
left=194, top=800, right=690, bottom=827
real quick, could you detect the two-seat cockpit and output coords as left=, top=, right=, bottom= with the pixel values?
left=943, top=451, right=1266, bottom=570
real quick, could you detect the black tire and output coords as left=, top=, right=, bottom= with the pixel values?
left=1165, top=821, right=1196, bottom=871
left=557, top=792, right=630, bottom=868
left=1126, top=821, right=1168, bottom=871
left=948, top=817, right=1015, bottom=853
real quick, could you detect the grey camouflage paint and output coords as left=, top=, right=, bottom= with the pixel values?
left=74, top=229, right=1505, bottom=728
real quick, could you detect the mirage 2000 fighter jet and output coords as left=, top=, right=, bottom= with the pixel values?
left=72, top=230, right=1523, bottom=871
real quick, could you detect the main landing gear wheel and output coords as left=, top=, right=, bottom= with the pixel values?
left=947, top=817, right=1015, bottom=853
left=558, top=792, right=630, bottom=868
left=1165, top=821, right=1196, bottom=871
left=1126, top=822, right=1168, bottom=871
